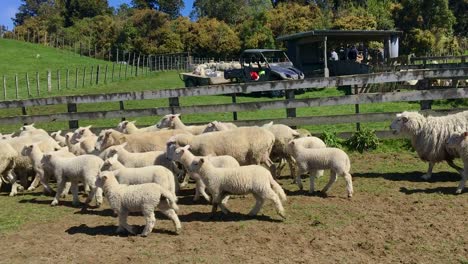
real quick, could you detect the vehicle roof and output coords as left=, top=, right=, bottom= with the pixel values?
left=277, top=29, right=402, bottom=42
left=242, top=49, right=285, bottom=53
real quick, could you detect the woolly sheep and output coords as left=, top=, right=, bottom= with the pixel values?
left=189, top=157, right=286, bottom=219
left=51, top=130, right=67, bottom=147
left=117, top=120, right=160, bottom=134
left=70, top=125, right=94, bottom=144
left=95, top=129, right=191, bottom=152
left=0, top=142, right=28, bottom=196
left=96, top=170, right=181, bottom=236
left=390, top=111, right=468, bottom=180
left=287, top=139, right=353, bottom=198
left=21, top=144, right=74, bottom=195
left=65, top=133, right=85, bottom=155
left=171, top=145, right=240, bottom=202
left=170, top=126, right=275, bottom=168
left=156, top=114, right=208, bottom=135
left=101, top=154, right=177, bottom=196
left=42, top=154, right=104, bottom=207
left=19, top=124, right=48, bottom=137
left=445, top=132, right=468, bottom=194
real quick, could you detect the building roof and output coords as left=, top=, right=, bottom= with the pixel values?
left=277, top=29, right=402, bottom=42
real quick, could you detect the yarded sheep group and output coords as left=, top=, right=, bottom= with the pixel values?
left=1, top=110, right=466, bottom=237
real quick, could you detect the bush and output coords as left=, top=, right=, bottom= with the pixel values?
left=320, top=130, right=343, bottom=148
left=346, top=129, right=379, bottom=153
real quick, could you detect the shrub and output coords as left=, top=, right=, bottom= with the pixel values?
left=346, top=129, right=379, bottom=153
left=320, top=130, right=343, bottom=148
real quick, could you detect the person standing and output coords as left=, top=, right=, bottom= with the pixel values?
left=330, top=49, right=339, bottom=61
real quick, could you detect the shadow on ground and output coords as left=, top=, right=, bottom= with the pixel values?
left=352, top=171, right=460, bottom=182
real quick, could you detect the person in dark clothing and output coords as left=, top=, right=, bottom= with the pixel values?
left=348, top=45, right=358, bottom=61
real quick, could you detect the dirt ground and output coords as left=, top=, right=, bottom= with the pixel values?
left=0, top=152, right=467, bottom=264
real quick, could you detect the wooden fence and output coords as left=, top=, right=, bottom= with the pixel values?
left=0, top=67, right=467, bottom=137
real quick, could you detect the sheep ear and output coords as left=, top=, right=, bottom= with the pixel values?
left=105, top=130, right=112, bottom=136
left=86, top=125, right=92, bottom=129
left=102, top=174, right=108, bottom=181
left=199, top=158, right=205, bottom=164
left=402, top=116, right=408, bottom=123
left=130, top=120, right=136, bottom=124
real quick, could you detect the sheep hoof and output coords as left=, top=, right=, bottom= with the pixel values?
left=27, top=187, right=35, bottom=191
left=175, top=228, right=182, bottom=235
left=193, top=196, right=200, bottom=202
left=139, top=233, right=148, bottom=237
left=421, top=174, right=431, bottom=180
left=50, top=200, right=59, bottom=206
left=180, top=182, right=188, bottom=188
left=318, top=191, right=328, bottom=198
left=9, top=192, right=17, bottom=197
left=17, top=186, right=24, bottom=191
left=279, top=212, right=286, bottom=220
left=60, top=194, right=67, bottom=198
left=455, top=189, right=462, bottom=194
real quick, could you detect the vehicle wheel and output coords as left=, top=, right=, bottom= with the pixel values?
left=185, top=78, right=196, bottom=87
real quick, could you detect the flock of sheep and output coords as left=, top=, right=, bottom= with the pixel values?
left=0, top=110, right=466, bottom=237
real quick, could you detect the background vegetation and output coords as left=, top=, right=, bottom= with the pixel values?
left=2, top=0, right=466, bottom=59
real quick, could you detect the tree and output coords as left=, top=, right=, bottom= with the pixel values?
left=13, top=0, right=50, bottom=26
left=332, top=4, right=377, bottom=30
left=64, top=0, right=111, bottom=27
left=192, top=0, right=245, bottom=24
left=132, top=0, right=184, bottom=18
left=237, top=11, right=275, bottom=49
left=449, top=0, right=467, bottom=36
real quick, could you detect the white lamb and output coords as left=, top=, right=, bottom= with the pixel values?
left=156, top=114, right=208, bottom=135
left=445, top=132, right=468, bottom=194
left=171, top=145, right=240, bottom=202
left=202, top=121, right=237, bottom=133
left=0, top=142, right=26, bottom=196
left=101, top=154, right=178, bottom=196
left=117, top=120, right=160, bottom=134
left=50, top=130, right=67, bottom=147
left=19, top=124, right=48, bottom=137
left=96, top=171, right=181, bottom=236
left=287, top=139, right=353, bottom=198
left=390, top=111, right=468, bottom=180
left=189, top=157, right=287, bottom=219
left=42, top=154, right=104, bottom=207
left=65, top=133, right=85, bottom=155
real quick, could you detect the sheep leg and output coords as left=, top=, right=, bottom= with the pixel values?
left=447, top=160, right=463, bottom=174
left=194, top=178, right=211, bottom=202
left=421, top=162, right=435, bottom=180
left=456, top=167, right=467, bottom=194
left=343, top=172, right=354, bottom=198
left=264, top=157, right=278, bottom=179
left=265, top=189, right=286, bottom=219
left=71, top=181, right=80, bottom=207
left=51, top=178, right=67, bottom=206
left=210, top=192, right=220, bottom=218
left=160, top=208, right=182, bottom=234
left=295, top=168, right=305, bottom=191
left=140, top=209, right=156, bottom=237
left=117, top=209, right=135, bottom=235
left=217, top=192, right=231, bottom=214
left=84, top=186, right=97, bottom=207
left=309, top=170, right=317, bottom=194
left=60, top=181, right=72, bottom=198
left=27, top=172, right=42, bottom=191
left=321, top=171, right=338, bottom=197
left=248, top=194, right=264, bottom=216
left=180, top=172, right=190, bottom=188
left=9, top=182, right=21, bottom=197
left=286, top=156, right=296, bottom=182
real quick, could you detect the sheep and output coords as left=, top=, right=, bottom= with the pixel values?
left=390, top=111, right=468, bottom=180
left=42, top=154, right=104, bottom=207
left=70, top=125, right=94, bottom=144
left=445, top=131, right=468, bottom=194
left=21, top=144, right=74, bottom=195
left=0, top=142, right=28, bottom=196
left=171, top=145, right=240, bottom=202
left=170, top=126, right=275, bottom=168
left=287, top=139, right=353, bottom=198
left=50, top=130, right=67, bottom=147
left=202, top=121, right=237, bottom=133
left=189, top=157, right=286, bottom=219
left=65, top=133, right=85, bottom=155
left=117, top=120, right=161, bottom=134
left=19, top=124, right=48, bottom=137
left=95, top=129, right=191, bottom=152
left=156, top=114, right=208, bottom=135
left=103, top=143, right=166, bottom=168
left=101, top=154, right=177, bottom=196
left=96, top=170, right=181, bottom=236
left=1, top=133, right=15, bottom=140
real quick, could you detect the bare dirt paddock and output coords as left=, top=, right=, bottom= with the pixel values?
left=0, top=151, right=467, bottom=264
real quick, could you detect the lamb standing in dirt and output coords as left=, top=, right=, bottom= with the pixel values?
left=43, top=154, right=104, bottom=207
left=171, top=145, right=240, bottom=202
left=101, top=154, right=177, bottom=196
left=96, top=171, right=181, bottom=236
left=390, top=111, right=468, bottom=180
left=287, top=139, right=353, bottom=198
left=189, top=157, right=286, bottom=219
left=446, top=132, right=468, bottom=194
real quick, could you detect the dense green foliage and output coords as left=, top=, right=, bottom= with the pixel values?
left=4, top=0, right=466, bottom=58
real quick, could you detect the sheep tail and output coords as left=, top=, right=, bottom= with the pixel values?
left=159, top=186, right=179, bottom=211
left=269, top=174, right=287, bottom=202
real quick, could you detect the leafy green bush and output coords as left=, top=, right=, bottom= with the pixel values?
left=346, top=129, right=379, bottom=153
left=320, top=130, right=343, bottom=148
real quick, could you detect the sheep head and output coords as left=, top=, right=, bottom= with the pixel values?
left=21, top=143, right=38, bottom=156
left=101, top=154, right=119, bottom=171
left=390, top=112, right=424, bottom=135
left=156, top=114, right=181, bottom=129
left=96, top=130, right=117, bottom=151
left=189, top=157, right=205, bottom=172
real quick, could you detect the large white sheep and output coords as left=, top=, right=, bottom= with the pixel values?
left=445, top=132, right=468, bottom=194
left=95, top=129, right=191, bottom=152
left=171, top=145, right=240, bottom=202
left=117, top=120, right=160, bottom=134
left=156, top=114, right=208, bottom=135
left=42, top=154, right=104, bottom=207
left=390, top=111, right=468, bottom=180
left=287, top=139, right=353, bottom=198
left=21, top=144, right=74, bottom=195
left=170, top=126, right=275, bottom=168
left=189, top=157, right=286, bottom=219
left=0, top=142, right=26, bottom=196
left=96, top=170, right=181, bottom=236
left=101, top=154, right=177, bottom=196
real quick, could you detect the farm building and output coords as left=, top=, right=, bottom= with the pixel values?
left=277, top=30, right=402, bottom=77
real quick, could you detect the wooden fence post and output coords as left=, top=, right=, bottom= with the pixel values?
left=75, top=68, right=78, bottom=88
left=3, top=75, right=6, bottom=100
left=418, top=79, right=432, bottom=110
left=26, top=73, right=31, bottom=97
left=119, top=101, right=125, bottom=121
left=118, top=63, right=122, bottom=80
left=285, top=89, right=296, bottom=128
left=104, top=65, right=108, bottom=84
left=15, top=74, right=19, bottom=99
left=169, top=97, right=180, bottom=114
left=231, top=93, right=238, bottom=121
left=36, top=72, right=40, bottom=96
left=82, top=67, right=86, bottom=88
left=136, top=54, right=140, bottom=76
left=66, top=69, right=69, bottom=89
left=57, top=70, right=61, bottom=91
left=21, top=106, right=27, bottom=125
left=90, top=66, right=94, bottom=85
left=354, top=85, right=361, bottom=131
left=125, top=62, right=128, bottom=79
left=47, top=70, right=51, bottom=92
left=111, top=63, right=114, bottom=82
left=96, top=65, right=100, bottom=85
left=67, top=103, right=79, bottom=129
